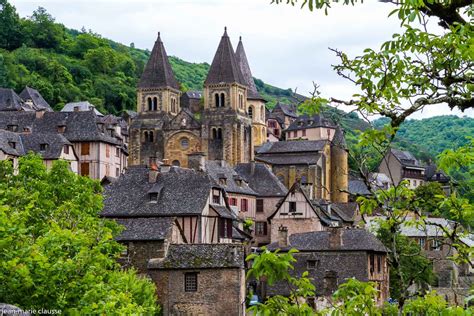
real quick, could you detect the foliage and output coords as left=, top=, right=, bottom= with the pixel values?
left=413, top=182, right=445, bottom=214
left=0, top=154, right=159, bottom=314
left=0, top=0, right=23, bottom=50
left=331, top=278, right=380, bottom=316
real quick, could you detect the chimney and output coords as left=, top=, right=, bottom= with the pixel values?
left=160, top=159, right=171, bottom=173
left=250, top=160, right=255, bottom=175
left=328, top=228, right=343, bottom=249
left=149, top=160, right=159, bottom=183
left=35, top=109, right=45, bottom=119
left=187, top=152, right=207, bottom=172
left=278, top=225, right=289, bottom=248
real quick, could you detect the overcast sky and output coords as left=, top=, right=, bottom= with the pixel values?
left=11, top=0, right=473, bottom=120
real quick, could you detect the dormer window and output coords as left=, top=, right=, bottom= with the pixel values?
left=74, top=106, right=80, bottom=112
left=219, top=178, right=227, bottom=185
left=308, top=120, right=314, bottom=125
left=8, top=142, right=16, bottom=149
left=298, top=121, right=304, bottom=127
left=149, top=192, right=158, bottom=202
left=40, top=143, right=49, bottom=151
left=236, top=179, right=242, bottom=186
left=57, top=125, right=66, bottom=133
left=7, top=125, right=18, bottom=132
left=212, top=189, right=220, bottom=204
left=23, top=127, right=31, bottom=133
left=64, top=145, right=69, bottom=154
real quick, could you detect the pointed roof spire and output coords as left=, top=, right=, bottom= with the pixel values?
left=139, top=32, right=179, bottom=90
left=204, top=28, right=246, bottom=85
left=235, top=37, right=263, bottom=100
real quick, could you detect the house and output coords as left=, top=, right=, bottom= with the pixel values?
left=102, top=164, right=247, bottom=315
left=235, top=162, right=288, bottom=245
left=378, top=148, right=426, bottom=189
left=0, top=88, right=34, bottom=112
left=425, top=164, right=451, bottom=195
left=255, top=128, right=348, bottom=203
left=19, top=86, right=53, bottom=112
left=284, top=114, right=336, bottom=141
left=0, top=130, right=24, bottom=170
left=266, top=227, right=390, bottom=307
left=180, top=90, right=202, bottom=114
left=61, top=101, right=104, bottom=116
left=269, top=102, right=298, bottom=132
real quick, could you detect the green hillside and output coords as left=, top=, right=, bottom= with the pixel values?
left=0, top=1, right=471, bottom=163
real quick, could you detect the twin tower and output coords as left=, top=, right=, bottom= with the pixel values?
left=129, top=28, right=267, bottom=167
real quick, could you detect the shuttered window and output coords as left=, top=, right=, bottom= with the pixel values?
left=256, top=199, right=264, bottom=213
left=81, top=142, right=90, bottom=155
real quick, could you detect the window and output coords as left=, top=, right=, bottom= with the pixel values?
left=212, top=189, right=220, bottom=204
left=57, top=125, right=66, bottom=133
left=215, top=93, right=220, bottom=107
left=256, top=199, right=264, bottom=213
left=248, top=106, right=253, bottom=118
left=8, top=142, right=16, bottom=149
left=418, top=238, right=426, bottom=250
left=74, top=106, right=80, bottom=112
left=377, top=255, right=382, bottom=273
left=106, top=144, right=110, bottom=158
left=147, top=97, right=152, bottom=111
left=180, top=137, right=189, bottom=149
left=219, top=178, right=227, bottom=185
left=40, top=143, right=48, bottom=151
left=241, top=199, right=248, bottom=212
left=80, top=162, right=90, bottom=177
left=307, top=260, right=319, bottom=270
left=149, top=192, right=158, bottom=202
left=255, top=222, right=267, bottom=236
left=153, top=97, right=158, bottom=111
left=236, top=179, right=242, bottom=186
left=172, top=160, right=180, bottom=167
left=217, top=128, right=222, bottom=140
left=149, top=131, right=154, bottom=143
left=7, top=125, right=18, bottom=132
left=228, top=197, right=237, bottom=206
left=184, top=272, right=198, bottom=292
left=261, top=105, right=264, bottom=120
left=302, top=129, right=306, bottom=137
left=64, top=145, right=69, bottom=154
left=431, top=239, right=441, bottom=251
left=219, top=218, right=232, bottom=238
left=81, top=142, right=90, bottom=155
left=294, top=131, right=298, bottom=138
left=289, top=201, right=296, bottom=213
left=220, top=93, right=225, bottom=107
left=116, top=147, right=120, bottom=157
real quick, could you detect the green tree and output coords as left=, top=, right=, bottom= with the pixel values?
left=23, top=6, right=66, bottom=50
left=0, top=53, right=8, bottom=87
left=414, top=182, right=445, bottom=214
left=0, top=155, right=160, bottom=314
left=0, top=0, right=23, bottom=50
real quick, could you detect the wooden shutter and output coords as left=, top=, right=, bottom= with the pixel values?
left=263, top=222, right=267, bottom=235
left=81, top=142, right=90, bottom=155
left=80, top=162, right=89, bottom=177
left=256, top=199, right=264, bottom=212
left=219, top=218, right=225, bottom=238
left=227, top=219, right=232, bottom=238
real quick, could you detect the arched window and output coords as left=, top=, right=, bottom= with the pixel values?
left=172, top=160, right=180, bottom=167
left=147, top=98, right=152, bottom=111
left=212, top=128, right=217, bottom=139
left=217, top=128, right=223, bottom=140
left=153, top=97, right=158, bottom=111
left=144, top=131, right=149, bottom=142
left=248, top=106, right=253, bottom=118
left=149, top=131, right=154, bottom=143
left=215, top=93, right=220, bottom=107
left=261, top=105, right=265, bottom=120
left=220, top=93, right=225, bottom=107
left=171, top=98, right=176, bottom=113
left=180, top=137, right=189, bottom=149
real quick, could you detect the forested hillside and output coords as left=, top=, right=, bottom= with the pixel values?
left=0, top=1, right=471, bottom=162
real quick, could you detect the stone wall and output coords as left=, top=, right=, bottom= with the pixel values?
left=119, top=240, right=166, bottom=274
left=270, top=217, right=323, bottom=243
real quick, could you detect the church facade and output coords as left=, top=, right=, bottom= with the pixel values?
left=129, top=29, right=266, bottom=168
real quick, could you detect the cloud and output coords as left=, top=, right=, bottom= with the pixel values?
left=11, top=0, right=473, bottom=119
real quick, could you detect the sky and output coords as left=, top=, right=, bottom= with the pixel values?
left=11, top=0, right=473, bottom=120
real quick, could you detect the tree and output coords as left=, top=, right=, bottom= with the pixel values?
left=414, top=182, right=445, bottom=214
left=0, top=0, right=23, bottom=50
left=0, top=155, right=160, bottom=314
left=23, top=6, right=66, bottom=50
left=0, top=54, right=8, bottom=87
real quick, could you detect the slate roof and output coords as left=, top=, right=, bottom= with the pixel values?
left=425, top=164, right=450, bottom=183
left=348, top=179, right=371, bottom=196
left=0, top=112, right=36, bottom=132
left=205, top=28, right=246, bottom=85
left=148, top=244, right=245, bottom=269
left=61, top=101, right=104, bottom=116
left=273, top=102, right=298, bottom=118
left=0, top=130, right=24, bottom=156
left=235, top=162, right=288, bottom=197
left=256, top=153, right=321, bottom=165
left=331, top=202, right=358, bottom=223
left=331, top=126, right=347, bottom=149
left=102, top=166, right=232, bottom=218
left=113, top=217, right=174, bottom=241
left=256, top=140, right=327, bottom=154
left=19, top=86, right=53, bottom=112
left=139, top=33, right=179, bottom=90
left=206, top=160, right=257, bottom=196
left=0, top=88, right=27, bottom=111
left=184, top=91, right=202, bottom=99
left=20, top=133, right=71, bottom=159
left=235, top=37, right=263, bottom=100
left=285, top=114, right=335, bottom=131
left=267, top=229, right=388, bottom=253
left=391, top=148, right=421, bottom=167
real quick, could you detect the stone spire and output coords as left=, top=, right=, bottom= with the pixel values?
left=138, top=32, right=179, bottom=90
left=235, top=36, right=262, bottom=100
left=204, top=27, right=246, bottom=85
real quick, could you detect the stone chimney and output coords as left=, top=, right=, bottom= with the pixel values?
left=35, top=109, right=45, bottom=119
left=328, top=228, right=343, bottom=249
left=149, top=160, right=159, bottom=184
left=278, top=225, right=289, bottom=248
left=187, top=152, right=207, bottom=172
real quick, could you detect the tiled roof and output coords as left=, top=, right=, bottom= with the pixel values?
left=331, top=202, right=358, bottom=222
left=273, top=102, right=298, bottom=118
left=0, top=130, right=24, bottom=156
left=61, top=101, right=104, bottom=116
left=19, top=87, right=53, bottom=112
left=205, top=28, right=246, bottom=85
left=391, top=148, right=420, bottom=167
left=20, top=133, right=71, bottom=159
left=139, top=33, right=179, bottom=90
left=206, top=160, right=257, bottom=196
left=102, top=166, right=232, bottom=218
left=113, top=217, right=174, bottom=241
left=0, top=88, right=26, bottom=111
left=148, top=244, right=245, bottom=269
left=285, top=114, right=335, bottom=131
left=267, top=229, right=388, bottom=253
left=425, top=164, right=450, bottom=183
left=348, top=179, right=371, bottom=196
left=256, top=140, right=327, bottom=154
left=235, top=162, right=287, bottom=197
left=184, top=91, right=202, bottom=99
left=235, top=37, right=263, bottom=100
left=256, top=153, right=321, bottom=165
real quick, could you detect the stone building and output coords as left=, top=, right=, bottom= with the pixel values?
left=284, top=114, right=336, bottom=141
left=235, top=162, right=288, bottom=246
left=180, top=90, right=202, bottom=114
left=129, top=29, right=260, bottom=168
left=266, top=227, right=390, bottom=307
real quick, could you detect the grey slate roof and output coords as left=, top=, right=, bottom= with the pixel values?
left=285, top=114, right=335, bottom=131
left=0, top=130, right=24, bottom=156
left=148, top=244, right=245, bottom=269
left=425, top=164, right=450, bottom=183
left=205, top=28, right=246, bottom=86
left=256, top=153, right=322, bottom=166
left=184, top=91, right=202, bottom=99
left=235, top=162, right=288, bottom=197
left=391, top=148, right=420, bottom=167
left=205, top=160, right=257, bottom=196
left=256, top=140, right=327, bottom=154
left=102, top=166, right=232, bottom=218
left=61, top=101, right=104, bottom=116
left=19, top=86, right=53, bottom=112
left=20, top=133, right=71, bottom=159
left=113, top=217, right=174, bottom=241
left=0, top=88, right=26, bottom=111
left=331, top=203, right=358, bottom=223
left=139, top=33, right=179, bottom=90
left=273, top=102, right=298, bottom=118
left=235, top=37, right=263, bottom=100
left=267, top=229, right=388, bottom=253
left=348, top=179, right=371, bottom=196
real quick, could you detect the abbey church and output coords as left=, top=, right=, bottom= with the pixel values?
left=129, top=28, right=267, bottom=167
